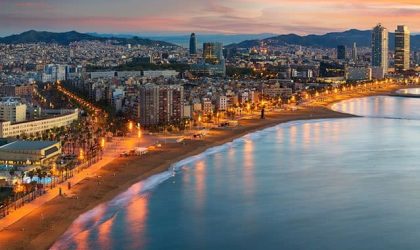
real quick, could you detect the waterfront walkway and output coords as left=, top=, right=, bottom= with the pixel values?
left=0, top=135, right=156, bottom=231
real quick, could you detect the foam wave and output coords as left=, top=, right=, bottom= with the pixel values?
left=51, top=118, right=330, bottom=249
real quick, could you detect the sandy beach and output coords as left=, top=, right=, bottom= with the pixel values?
left=0, top=83, right=410, bottom=249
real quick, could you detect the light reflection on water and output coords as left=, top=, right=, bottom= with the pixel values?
left=53, top=95, right=420, bottom=250
left=332, top=94, right=420, bottom=119
left=396, top=88, right=420, bottom=95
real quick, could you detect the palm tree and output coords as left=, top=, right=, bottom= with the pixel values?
left=49, top=169, right=55, bottom=188
left=20, top=171, right=25, bottom=184
left=27, top=170, right=35, bottom=183
left=36, top=168, right=42, bottom=185
left=8, top=167, right=15, bottom=183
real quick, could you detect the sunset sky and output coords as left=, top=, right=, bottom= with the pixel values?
left=0, top=0, right=419, bottom=36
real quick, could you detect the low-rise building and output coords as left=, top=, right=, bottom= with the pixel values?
left=0, top=97, right=27, bottom=122
left=0, top=84, right=35, bottom=99
left=0, top=109, right=78, bottom=138
left=202, top=98, right=213, bottom=114
left=347, top=67, right=372, bottom=81
left=217, top=96, right=228, bottom=111
left=0, top=140, right=61, bottom=166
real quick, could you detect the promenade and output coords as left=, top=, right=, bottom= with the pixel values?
left=0, top=134, right=156, bottom=231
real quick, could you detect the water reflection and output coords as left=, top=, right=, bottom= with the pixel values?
left=96, top=215, right=113, bottom=250
left=332, top=95, right=420, bottom=120
left=55, top=95, right=420, bottom=250
left=194, top=161, right=206, bottom=209
left=396, top=88, right=420, bottom=95
left=243, top=139, right=255, bottom=195
left=124, top=195, right=148, bottom=249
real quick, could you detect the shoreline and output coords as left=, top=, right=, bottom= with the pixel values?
left=0, top=83, right=414, bottom=249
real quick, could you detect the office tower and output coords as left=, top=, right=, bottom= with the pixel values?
left=352, top=42, right=358, bottom=62
left=337, top=45, right=346, bottom=60
left=395, top=25, right=410, bottom=71
left=371, top=24, right=389, bottom=73
left=189, top=33, right=197, bottom=56
left=203, top=42, right=223, bottom=64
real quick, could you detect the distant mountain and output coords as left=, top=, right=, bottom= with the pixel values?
left=0, top=30, right=177, bottom=47
left=227, top=29, right=420, bottom=50
left=146, top=33, right=277, bottom=47
left=88, top=33, right=277, bottom=47
left=87, top=32, right=136, bottom=39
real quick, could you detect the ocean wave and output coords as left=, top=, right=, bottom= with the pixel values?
left=51, top=118, right=331, bottom=249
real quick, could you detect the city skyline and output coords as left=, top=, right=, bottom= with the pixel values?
left=0, top=0, right=419, bottom=36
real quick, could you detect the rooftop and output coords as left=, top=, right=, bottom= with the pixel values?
left=0, top=97, right=23, bottom=105
left=0, top=140, right=58, bottom=151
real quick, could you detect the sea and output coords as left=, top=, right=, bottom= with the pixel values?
left=52, top=94, right=420, bottom=250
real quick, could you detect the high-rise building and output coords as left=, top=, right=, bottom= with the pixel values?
left=42, top=64, right=69, bottom=83
left=337, top=45, right=346, bottom=60
left=158, top=85, right=184, bottom=125
left=352, top=42, right=358, bottom=62
left=139, top=84, right=184, bottom=126
left=139, top=84, right=159, bottom=126
left=203, top=42, right=223, bottom=64
left=191, top=42, right=226, bottom=77
left=189, top=33, right=197, bottom=56
left=371, top=24, right=389, bottom=73
left=395, top=25, right=410, bottom=71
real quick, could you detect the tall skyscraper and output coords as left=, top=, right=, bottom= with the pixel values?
left=337, top=45, right=346, bottom=60
left=352, top=42, right=358, bottom=62
left=203, top=42, right=223, bottom=64
left=371, top=24, right=389, bottom=73
left=394, top=25, right=410, bottom=71
left=189, top=33, right=197, bottom=56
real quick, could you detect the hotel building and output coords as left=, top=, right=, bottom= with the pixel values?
left=395, top=25, right=410, bottom=71
left=372, top=24, right=389, bottom=73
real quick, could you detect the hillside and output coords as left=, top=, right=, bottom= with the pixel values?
left=227, top=29, right=420, bottom=50
left=0, top=30, right=177, bottom=47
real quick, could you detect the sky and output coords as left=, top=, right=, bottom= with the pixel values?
left=0, top=0, right=419, bottom=36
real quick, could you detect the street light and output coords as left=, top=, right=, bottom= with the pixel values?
left=79, top=149, right=85, bottom=161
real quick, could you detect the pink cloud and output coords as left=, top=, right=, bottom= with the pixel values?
left=15, top=1, right=52, bottom=9
left=0, top=0, right=419, bottom=34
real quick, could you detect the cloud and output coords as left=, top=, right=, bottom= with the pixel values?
left=0, top=0, right=418, bottom=35
left=15, top=2, right=50, bottom=8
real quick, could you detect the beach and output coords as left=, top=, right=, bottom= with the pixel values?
left=0, top=83, right=409, bottom=249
